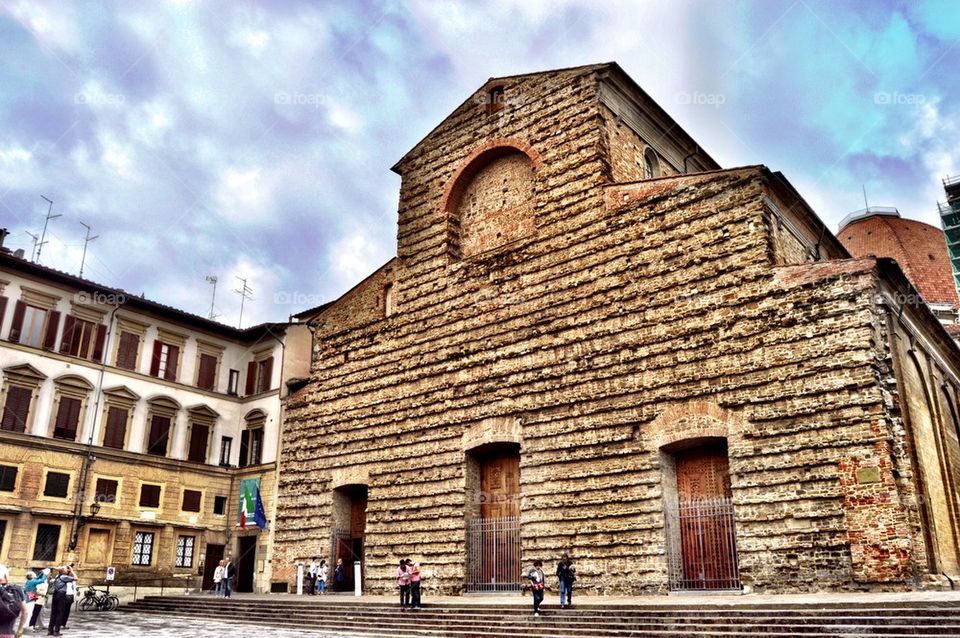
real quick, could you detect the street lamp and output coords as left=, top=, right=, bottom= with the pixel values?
left=68, top=501, right=102, bottom=550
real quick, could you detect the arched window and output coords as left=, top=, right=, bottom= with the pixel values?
left=643, top=147, right=661, bottom=179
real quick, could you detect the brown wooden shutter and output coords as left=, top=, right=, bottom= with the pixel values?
left=43, top=310, right=61, bottom=350
left=103, top=406, right=127, bottom=449
left=260, top=356, right=274, bottom=392
left=147, top=415, right=170, bottom=456
left=58, top=315, right=75, bottom=354
left=149, top=341, right=162, bottom=377
left=117, top=332, right=138, bottom=370
left=0, top=296, right=8, bottom=334
left=1, top=386, right=31, bottom=432
left=239, top=429, right=250, bottom=467
left=92, top=324, right=107, bottom=362
left=53, top=396, right=81, bottom=440
left=182, top=489, right=202, bottom=512
left=245, top=361, right=257, bottom=395
left=165, top=344, right=179, bottom=381
left=187, top=423, right=209, bottom=463
left=197, top=354, right=216, bottom=390
left=8, top=300, right=25, bottom=342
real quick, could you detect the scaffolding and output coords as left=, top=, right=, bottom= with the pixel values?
left=938, top=174, right=960, bottom=296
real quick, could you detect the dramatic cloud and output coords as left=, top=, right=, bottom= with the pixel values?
left=0, top=0, right=958, bottom=326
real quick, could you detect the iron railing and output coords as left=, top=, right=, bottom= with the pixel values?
left=669, top=497, right=741, bottom=591
left=466, top=516, right=521, bottom=593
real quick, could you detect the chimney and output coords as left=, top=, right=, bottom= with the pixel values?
left=0, top=228, right=8, bottom=249
left=13, top=248, right=25, bottom=259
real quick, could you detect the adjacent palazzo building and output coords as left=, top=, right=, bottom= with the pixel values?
left=274, top=63, right=960, bottom=594
left=0, top=251, right=311, bottom=593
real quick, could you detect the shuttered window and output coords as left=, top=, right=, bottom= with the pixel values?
left=115, top=331, right=140, bottom=370
left=102, top=406, right=128, bottom=450
left=94, top=478, right=118, bottom=505
left=44, top=472, right=70, bottom=498
left=139, top=484, right=161, bottom=508
left=52, top=396, right=82, bottom=440
left=131, top=531, right=154, bottom=565
left=256, top=357, right=273, bottom=393
left=0, top=465, right=17, bottom=492
left=197, top=353, right=217, bottom=390
left=1, top=385, right=32, bottom=433
left=146, top=415, right=171, bottom=456
left=181, top=489, right=201, bottom=512
left=150, top=341, right=179, bottom=381
left=62, top=317, right=107, bottom=362
left=187, top=423, right=209, bottom=463
left=239, top=427, right=263, bottom=468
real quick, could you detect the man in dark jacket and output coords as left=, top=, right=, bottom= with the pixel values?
left=222, top=558, right=236, bottom=598
left=46, top=567, right=74, bottom=636
left=556, top=554, right=576, bottom=609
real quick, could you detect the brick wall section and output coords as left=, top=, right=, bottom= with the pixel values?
left=601, top=104, right=679, bottom=183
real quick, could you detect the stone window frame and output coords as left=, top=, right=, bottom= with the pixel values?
left=643, top=145, right=661, bottom=179
left=38, top=467, right=76, bottom=504
left=174, top=533, right=196, bottom=569
left=0, top=462, right=23, bottom=495
left=16, top=287, right=61, bottom=349
left=212, top=494, right=228, bottom=517
left=91, top=472, right=124, bottom=511
left=130, top=528, right=156, bottom=566
left=180, top=487, right=204, bottom=513
left=99, top=386, right=139, bottom=451
left=0, top=514, right=12, bottom=564
left=194, top=340, right=224, bottom=392
left=29, top=519, right=65, bottom=563
left=144, top=396, right=180, bottom=457
left=113, top=315, right=149, bottom=372
left=185, top=404, right=217, bottom=464
left=151, top=327, right=187, bottom=382
left=239, top=409, right=267, bottom=468
left=439, top=138, right=543, bottom=262
left=47, top=374, right=94, bottom=441
left=0, top=364, right=46, bottom=434
left=137, top=480, right=165, bottom=512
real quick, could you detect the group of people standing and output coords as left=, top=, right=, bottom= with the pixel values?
left=210, top=558, right=236, bottom=597
left=526, top=555, right=576, bottom=616
left=395, top=559, right=422, bottom=610
left=0, top=564, right=78, bottom=637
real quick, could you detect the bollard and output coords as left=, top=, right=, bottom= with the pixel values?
left=353, top=563, right=361, bottom=597
left=296, top=563, right=304, bottom=596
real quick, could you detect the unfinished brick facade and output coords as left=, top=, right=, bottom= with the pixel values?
left=273, top=63, right=960, bottom=595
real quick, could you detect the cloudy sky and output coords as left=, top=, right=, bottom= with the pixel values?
left=1, top=0, right=958, bottom=326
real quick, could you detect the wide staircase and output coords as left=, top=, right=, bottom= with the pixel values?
left=121, top=595, right=960, bottom=637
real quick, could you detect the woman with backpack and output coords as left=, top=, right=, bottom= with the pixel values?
left=0, top=564, right=28, bottom=638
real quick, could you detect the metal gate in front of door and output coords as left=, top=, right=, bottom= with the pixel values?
left=668, top=497, right=741, bottom=591
left=466, top=516, right=521, bottom=593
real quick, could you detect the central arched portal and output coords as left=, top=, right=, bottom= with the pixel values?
left=465, top=443, right=521, bottom=592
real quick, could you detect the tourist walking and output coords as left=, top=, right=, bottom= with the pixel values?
left=407, top=559, right=422, bottom=610
left=556, top=554, right=576, bottom=609
left=527, top=560, right=545, bottom=617
left=317, top=560, right=328, bottom=595
left=307, top=559, right=318, bottom=595
left=396, top=560, right=411, bottom=610
left=0, top=564, right=28, bottom=638
left=47, top=567, right=74, bottom=636
left=334, top=558, right=345, bottom=592
left=222, top=558, right=236, bottom=598
left=213, top=560, right=225, bottom=596
left=29, top=570, right=50, bottom=631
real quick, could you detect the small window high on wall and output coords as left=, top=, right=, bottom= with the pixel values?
left=644, top=147, right=661, bottom=179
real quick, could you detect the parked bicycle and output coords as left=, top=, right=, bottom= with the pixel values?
left=78, top=585, right=120, bottom=611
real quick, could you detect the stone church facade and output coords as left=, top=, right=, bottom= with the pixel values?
left=273, top=63, right=960, bottom=595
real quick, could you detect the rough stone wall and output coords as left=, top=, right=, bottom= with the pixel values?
left=601, top=105, right=678, bottom=183
left=456, top=152, right=536, bottom=257
left=274, top=67, right=952, bottom=595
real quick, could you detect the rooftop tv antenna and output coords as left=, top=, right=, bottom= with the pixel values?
left=37, top=195, right=61, bottom=264
left=25, top=231, right=41, bottom=261
left=78, top=221, right=99, bottom=278
left=862, top=184, right=869, bottom=210
left=233, top=276, right=253, bottom=329
left=206, top=275, right=219, bottom=320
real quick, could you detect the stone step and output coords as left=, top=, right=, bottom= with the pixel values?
left=119, top=604, right=960, bottom=637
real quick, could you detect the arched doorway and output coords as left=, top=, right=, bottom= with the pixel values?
left=331, top=484, right=367, bottom=592
left=465, top=443, right=521, bottom=592
left=663, top=439, right=740, bottom=591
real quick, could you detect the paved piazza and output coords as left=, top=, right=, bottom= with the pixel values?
left=35, top=612, right=356, bottom=638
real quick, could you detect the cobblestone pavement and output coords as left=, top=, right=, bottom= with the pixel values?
left=28, top=611, right=360, bottom=638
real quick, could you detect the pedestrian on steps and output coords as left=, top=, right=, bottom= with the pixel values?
left=317, top=560, right=328, bottom=595
left=406, top=559, right=422, bottom=610
left=307, top=559, right=318, bottom=595
left=334, top=559, right=345, bottom=592
left=556, top=554, right=576, bottom=609
left=527, top=560, right=545, bottom=617
left=222, top=558, right=236, bottom=598
left=397, top=560, right=411, bottom=610
left=213, top=560, right=225, bottom=597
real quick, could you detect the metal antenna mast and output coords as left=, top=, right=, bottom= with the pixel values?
left=37, top=195, right=61, bottom=264
left=233, top=276, right=253, bottom=329
left=26, top=232, right=41, bottom=261
left=78, top=221, right=99, bottom=278
left=206, top=275, right=219, bottom=320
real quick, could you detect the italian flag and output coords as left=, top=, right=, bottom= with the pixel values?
left=238, top=478, right=267, bottom=529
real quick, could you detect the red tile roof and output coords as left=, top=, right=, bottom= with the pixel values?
left=839, top=215, right=959, bottom=307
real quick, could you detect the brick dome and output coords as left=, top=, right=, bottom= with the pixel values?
left=839, top=212, right=959, bottom=307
